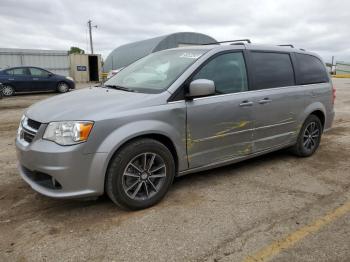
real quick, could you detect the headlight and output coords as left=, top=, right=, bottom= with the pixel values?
left=43, top=121, right=94, bottom=145
left=66, top=76, right=74, bottom=81
left=17, top=115, right=26, bottom=139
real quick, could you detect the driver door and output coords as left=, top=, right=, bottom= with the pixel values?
left=186, top=52, right=254, bottom=168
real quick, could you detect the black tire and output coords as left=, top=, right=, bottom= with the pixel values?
left=106, top=138, right=175, bottom=210
left=57, top=82, right=69, bottom=93
left=291, top=115, right=322, bottom=157
left=2, top=85, right=14, bottom=97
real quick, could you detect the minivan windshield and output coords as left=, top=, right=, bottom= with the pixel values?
left=104, top=49, right=208, bottom=93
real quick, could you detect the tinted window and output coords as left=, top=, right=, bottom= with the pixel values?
left=6, top=68, right=28, bottom=76
left=4, top=70, right=13, bottom=75
left=30, top=68, right=49, bottom=77
left=250, top=52, right=295, bottom=90
left=193, top=52, right=248, bottom=94
left=296, top=54, right=328, bottom=84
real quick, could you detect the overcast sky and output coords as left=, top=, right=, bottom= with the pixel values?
left=0, top=0, right=349, bottom=63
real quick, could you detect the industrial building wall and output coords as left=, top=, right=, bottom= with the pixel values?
left=0, top=48, right=70, bottom=76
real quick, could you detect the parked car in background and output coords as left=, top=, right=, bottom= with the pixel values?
left=16, top=42, right=334, bottom=210
left=106, top=67, right=124, bottom=79
left=0, top=66, right=75, bottom=96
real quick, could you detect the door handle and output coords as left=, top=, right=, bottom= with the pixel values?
left=239, top=101, right=254, bottom=107
left=258, top=98, right=272, bottom=104
left=33, top=78, right=39, bottom=80
left=8, top=78, right=14, bottom=81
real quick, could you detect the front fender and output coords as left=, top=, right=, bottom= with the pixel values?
left=97, top=120, right=187, bottom=175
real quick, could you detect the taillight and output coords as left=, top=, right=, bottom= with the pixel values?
left=332, top=85, right=336, bottom=105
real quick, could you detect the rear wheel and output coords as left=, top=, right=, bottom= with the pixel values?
left=2, top=85, right=14, bottom=97
left=57, top=82, right=69, bottom=93
left=291, top=115, right=322, bottom=157
left=106, top=139, right=175, bottom=210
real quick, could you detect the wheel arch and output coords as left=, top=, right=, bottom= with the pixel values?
left=102, top=133, right=181, bottom=194
left=302, top=102, right=326, bottom=130
left=310, top=110, right=325, bottom=129
left=108, top=133, right=179, bottom=173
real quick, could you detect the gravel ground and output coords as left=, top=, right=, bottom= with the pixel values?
left=0, top=79, right=349, bottom=262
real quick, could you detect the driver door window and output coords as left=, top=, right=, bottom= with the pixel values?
left=193, top=52, right=248, bottom=94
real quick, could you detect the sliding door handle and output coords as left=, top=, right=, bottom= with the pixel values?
left=258, top=98, right=272, bottom=104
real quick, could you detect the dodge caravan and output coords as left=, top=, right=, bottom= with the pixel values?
left=16, top=40, right=335, bottom=210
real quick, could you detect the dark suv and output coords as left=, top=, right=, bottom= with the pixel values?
left=0, top=66, right=75, bottom=96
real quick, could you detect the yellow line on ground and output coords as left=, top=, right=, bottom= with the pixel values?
left=243, top=201, right=350, bottom=262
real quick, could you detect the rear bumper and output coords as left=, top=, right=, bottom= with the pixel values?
left=324, top=110, right=335, bottom=132
left=16, top=137, right=108, bottom=199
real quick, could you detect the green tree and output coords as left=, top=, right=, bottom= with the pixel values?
left=69, top=46, right=85, bottom=54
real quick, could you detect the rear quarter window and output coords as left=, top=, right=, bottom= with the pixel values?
left=250, top=52, right=295, bottom=90
left=296, top=53, right=328, bottom=84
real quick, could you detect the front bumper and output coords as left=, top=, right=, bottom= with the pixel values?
left=16, top=137, right=108, bottom=199
left=68, top=80, right=76, bottom=90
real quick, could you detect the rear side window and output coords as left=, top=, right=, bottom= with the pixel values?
left=4, top=70, right=13, bottom=75
left=193, top=52, right=248, bottom=94
left=295, top=54, right=328, bottom=84
left=5, top=68, right=28, bottom=76
left=250, top=52, right=295, bottom=90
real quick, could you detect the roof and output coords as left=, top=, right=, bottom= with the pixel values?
left=0, top=48, right=68, bottom=55
left=104, top=32, right=216, bottom=71
left=196, top=43, right=321, bottom=59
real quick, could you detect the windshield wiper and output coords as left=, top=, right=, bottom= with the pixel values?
left=103, top=85, right=136, bottom=92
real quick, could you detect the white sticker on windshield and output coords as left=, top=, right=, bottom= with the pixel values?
left=180, top=52, right=202, bottom=59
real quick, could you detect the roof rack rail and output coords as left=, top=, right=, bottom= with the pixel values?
left=278, top=44, right=294, bottom=48
left=203, top=39, right=251, bottom=45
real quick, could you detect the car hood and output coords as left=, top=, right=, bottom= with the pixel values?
left=25, top=87, right=164, bottom=123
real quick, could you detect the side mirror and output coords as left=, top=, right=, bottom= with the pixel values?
left=48, top=73, right=53, bottom=77
left=187, top=79, right=215, bottom=99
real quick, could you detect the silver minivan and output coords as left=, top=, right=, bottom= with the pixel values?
left=16, top=41, right=335, bottom=209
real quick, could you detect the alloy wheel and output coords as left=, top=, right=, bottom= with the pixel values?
left=122, top=152, right=167, bottom=201
left=303, top=121, right=320, bottom=151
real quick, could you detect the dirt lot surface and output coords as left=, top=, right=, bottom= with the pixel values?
left=1, top=80, right=350, bottom=262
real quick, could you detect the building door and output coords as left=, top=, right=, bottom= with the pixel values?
left=88, top=55, right=99, bottom=81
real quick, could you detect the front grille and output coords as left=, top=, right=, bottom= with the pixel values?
left=22, top=166, right=62, bottom=190
left=27, top=119, right=41, bottom=130
left=23, top=131, right=35, bottom=143
left=21, top=117, right=41, bottom=144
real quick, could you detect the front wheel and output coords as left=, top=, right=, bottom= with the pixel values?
left=106, top=139, right=175, bottom=210
left=57, top=82, right=69, bottom=93
left=291, top=115, right=322, bottom=157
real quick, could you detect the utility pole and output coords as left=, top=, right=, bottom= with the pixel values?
left=87, top=20, right=97, bottom=54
